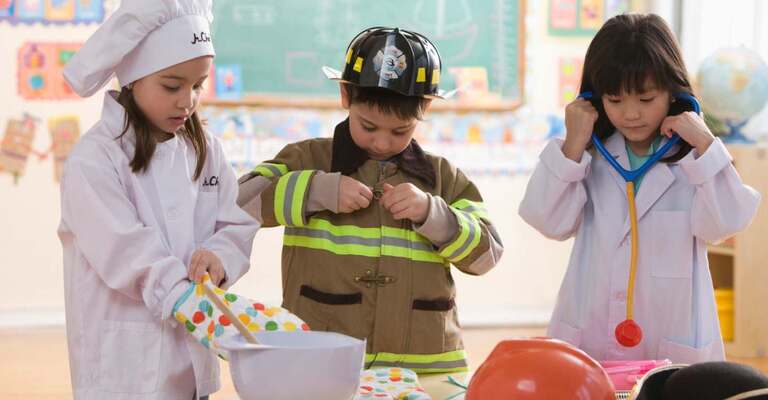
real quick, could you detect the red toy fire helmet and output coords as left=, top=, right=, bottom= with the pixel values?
left=465, top=337, right=615, bottom=400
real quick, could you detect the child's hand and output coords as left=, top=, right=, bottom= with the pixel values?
left=380, top=183, right=430, bottom=223
left=563, top=98, right=598, bottom=162
left=339, top=176, right=373, bottom=213
left=661, top=111, right=715, bottom=156
left=188, top=249, right=225, bottom=286
left=173, top=273, right=310, bottom=358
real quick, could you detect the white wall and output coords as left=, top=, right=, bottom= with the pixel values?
left=0, top=22, right=105, bottom=324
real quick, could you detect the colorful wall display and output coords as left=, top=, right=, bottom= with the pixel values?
left=549, top=0, right=630, bottom=36
left=200, top=107, right=564, bottom=177
left=215, top=65, right=243, bottom=100
left=549, top=0, right=579, bottom=31
left=0, top=0, right=14, bottom=18
left=559, top=57, right=583, bottom=106
left=0, top=114, right=81, bottom=183
left=0, top=0, right=104, bottom=24
left=47, top=116, right=79, bottom=182
left=17, top=42, right=81, bottom=100
left=448, top=67, right=503, bottom=104
left=0, top=114, right=38, bottom=182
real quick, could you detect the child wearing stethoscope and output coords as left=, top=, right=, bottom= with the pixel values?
left=520, top=13, right=760, bottom=364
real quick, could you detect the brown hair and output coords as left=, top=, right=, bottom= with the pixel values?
left=116, top=87, right=207, bottom=179
left=343, top=83, right=430, bottom=121
left=580, top=13, right=695, bottom=162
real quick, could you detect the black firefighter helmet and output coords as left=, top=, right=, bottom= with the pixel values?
left=322, top=26, right=450, bottom=99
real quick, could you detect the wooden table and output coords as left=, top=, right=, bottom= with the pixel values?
left=420, top=373, right=468, bottom=399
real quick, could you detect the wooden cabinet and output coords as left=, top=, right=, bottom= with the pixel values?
left=708, top=144, right=768, bottom=358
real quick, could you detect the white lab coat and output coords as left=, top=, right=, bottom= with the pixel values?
left=58, top=91, right=259, bottom=400
left=519, top=134, right=760, bottom=364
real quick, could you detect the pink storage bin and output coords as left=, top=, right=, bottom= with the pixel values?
left=599, top=359, right=672, bottom=391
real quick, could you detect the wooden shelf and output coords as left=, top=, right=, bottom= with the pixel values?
left=708, top=244, right=735, bottom=257
left=706, top=143, right=768, bottom=358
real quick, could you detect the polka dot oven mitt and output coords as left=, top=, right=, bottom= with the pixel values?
left=173, top=274, right=310, bottom=358
left=356, top=368, right=432, bottom=400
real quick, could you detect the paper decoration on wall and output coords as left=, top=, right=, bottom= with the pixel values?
left=549, top=0, right=631, bottom=36
left=18, top=42, right=81, bottom=100
left=74, top=0, right=103, bottom=21
left=48, top=116, right=80, bottom=182
left=44, top=0, right=75, bottom=22
left=448, top=67, right=502, bottom=104
left=0, top=0, right=103, bottom=24
left=0, top=114, right=38, bottom=183
left=13, top=0, right=43, bottom=20
left=215, top=65, right=243, bottom=100
left=559, top=57, right=583, bottom=106
left=0, top=114, right=81, bottom=184
left=0, top=1, right=14, bottom=18
left=549, top=0, right=578, bottom=31
left=579, top=0, right=604, bottom=30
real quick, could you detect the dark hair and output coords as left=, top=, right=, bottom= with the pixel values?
left=580, top=13, right=694, bottom=162
left=117, top=87, right=207, bottom=180
left=343, top=83, right=430, bottom=121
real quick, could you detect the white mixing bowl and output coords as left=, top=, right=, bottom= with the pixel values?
left=217, top=331, right=365, bottom=400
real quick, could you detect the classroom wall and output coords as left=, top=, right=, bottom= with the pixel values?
left=0, top=20, right=105, bottom=324
left=0, top=1, right=624, bottom=327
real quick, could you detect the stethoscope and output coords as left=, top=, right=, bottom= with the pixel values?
left=579, top=91, right=701, bottom=347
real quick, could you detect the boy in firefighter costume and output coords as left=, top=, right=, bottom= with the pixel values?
left=238, top=27, right=504, bottom=374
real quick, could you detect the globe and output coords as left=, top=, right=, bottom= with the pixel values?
left=697, top=46, right=768, bottom=142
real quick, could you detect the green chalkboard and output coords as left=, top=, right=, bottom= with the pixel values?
left=211, top=0, right=524, bottom=101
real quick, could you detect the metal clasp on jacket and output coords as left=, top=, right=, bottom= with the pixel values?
left=354, top=269, right=396, bottom=288
left=372, top=184, right=384, bottom=200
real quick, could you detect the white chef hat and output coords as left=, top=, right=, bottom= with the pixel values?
left=63, top=0, right=215, bottom=97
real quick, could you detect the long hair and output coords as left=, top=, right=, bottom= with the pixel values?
left=580, top=13, right=694, bottom=162
left=117, top=87, right=207, bottom=179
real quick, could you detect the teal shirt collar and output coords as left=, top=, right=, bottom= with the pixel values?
left=625, top=135, right=663, bottom=189
left=626, top=135, right=663, bottom=166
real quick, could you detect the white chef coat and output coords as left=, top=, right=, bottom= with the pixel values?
left=58, top=91, right=259, bottom=399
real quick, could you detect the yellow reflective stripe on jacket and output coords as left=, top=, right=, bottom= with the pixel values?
left=364, top=349, right=468, bottom=374
left=273, top=170, right=313, bottom=227
left=253, top=162, right=289, bottom=178
left=380, top=226, right=441, bottom=262
left=284, top=218, right=446, bottom=264
left=440, top=209, right=482, bottom=263
left=451, top=198, right=489, bottom=221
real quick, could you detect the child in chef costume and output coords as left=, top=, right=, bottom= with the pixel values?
left=59, top=1, right=307, bottom=398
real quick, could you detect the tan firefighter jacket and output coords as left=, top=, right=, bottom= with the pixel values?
left=237, top=119, right=503, bottom=373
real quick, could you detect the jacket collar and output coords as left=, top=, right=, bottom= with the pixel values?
left=100, top=90, right=139, bottom=156
left=330, top=118, right=436, bottom=188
